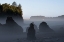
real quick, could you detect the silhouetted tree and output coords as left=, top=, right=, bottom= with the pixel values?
left=0, top=3, right=1, bottom=5
left=18, top=4, right=21, bottom=9
left=0, top=5, right=3, bottom=13
left=27, top=23, right=36, bottom=40
left=12, top=1, right=17, bottom=7
left=0, top=2, right=23, bottom=18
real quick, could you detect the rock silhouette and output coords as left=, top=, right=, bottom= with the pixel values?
left=3, top=17, right=23, bottom=34
left=39, top=21, right=54, bottom=32
left=26, top=22, right=38, bottom=33
left=27, top=23, right=36, bottom=40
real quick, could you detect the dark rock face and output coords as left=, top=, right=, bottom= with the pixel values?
left=39, top=21, right=54, bottom=32
left=2, top=17, right=23, bottom=35
left=26, top=22, right=38, bottom=33
left=27, top=23, right=36, bottom=40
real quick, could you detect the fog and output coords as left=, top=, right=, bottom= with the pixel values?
left=0, top=19, right=64, bottom=42
left=23, top=20, right=64, bottom=32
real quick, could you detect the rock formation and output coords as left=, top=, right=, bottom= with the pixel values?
left=3, top=17, right=23, bottom=34
left=0, top=3, right=24, bottom=24
left=27, top=23, right=36, bottom=40
left=39, top=21, right=54, bottom=32
left=26, top=22, right=38, bottom=33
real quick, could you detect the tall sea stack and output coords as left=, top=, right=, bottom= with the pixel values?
left=27, top=23, right=36, bottom=40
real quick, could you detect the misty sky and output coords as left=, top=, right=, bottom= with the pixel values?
left=0, top=0, right=64, bottom=19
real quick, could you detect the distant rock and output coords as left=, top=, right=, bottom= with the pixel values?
left=39, top=21, right=54, bottom=32
left=58, top=15, right=64, bottom=18
left=26, top=22, right=38, bottom=33
left=30, top=16, right=45, bottom=21
left=3, top=17, right=23, bottom=34
left=27, top=23, right=36, bottom=40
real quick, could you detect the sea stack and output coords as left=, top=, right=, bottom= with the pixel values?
left=39, top=21, right=54, bottom=32
left=27, top=23, right=36, bottom=40
left=3, top=17, right=23, bottom=35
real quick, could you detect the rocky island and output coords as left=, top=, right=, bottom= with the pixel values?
left=0, top=1, right=24, bottom=24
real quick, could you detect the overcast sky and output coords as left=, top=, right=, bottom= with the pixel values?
left=0, top=0, right=64, bottom=19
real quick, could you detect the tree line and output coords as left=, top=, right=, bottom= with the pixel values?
left=0, top=1, right=22, bottom=16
